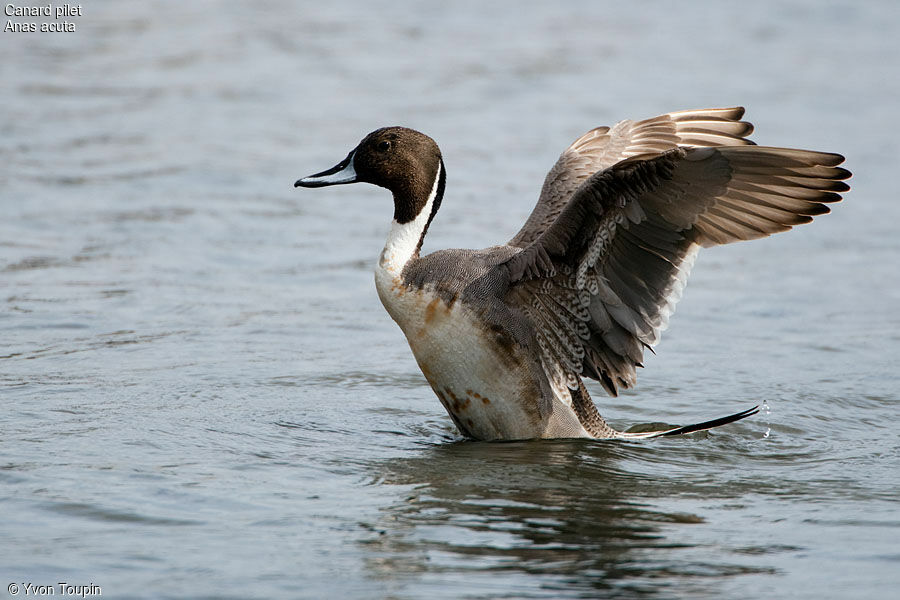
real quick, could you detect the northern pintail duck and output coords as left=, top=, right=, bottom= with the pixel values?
left=295, top=108, right=850, bottom=441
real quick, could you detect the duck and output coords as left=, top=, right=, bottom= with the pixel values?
left=294, top=107, right=850, bottom=441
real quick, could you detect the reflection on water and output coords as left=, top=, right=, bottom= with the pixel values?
left=363, top=440, right=778, bottom=598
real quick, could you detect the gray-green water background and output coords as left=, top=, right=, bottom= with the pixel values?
left=2, top=1, right=898, bottom=598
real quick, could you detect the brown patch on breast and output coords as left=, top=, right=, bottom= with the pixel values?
left=433, top=388, right=474, bottom=438
left=443, top=388, right=471, bottom=413
left=464, top=388, right=490, bottom=404
left=389, top=278, right=407, bottom=296
left=423, top=297, right=441, bottom=326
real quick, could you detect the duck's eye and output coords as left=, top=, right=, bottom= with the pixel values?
left=377, top=140, right=391, bottom=152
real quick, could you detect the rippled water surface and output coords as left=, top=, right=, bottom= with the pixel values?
left=2, top=1, right=899, bottom=598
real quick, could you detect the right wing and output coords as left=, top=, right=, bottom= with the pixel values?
left=510, top=107, right=755, bottom=247
left=500, top=145, right=850, bottom=399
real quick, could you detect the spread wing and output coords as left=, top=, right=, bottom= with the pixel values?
left=510, top=107, right=755, bottom=247
left=500, top=145, right=850, bottom=399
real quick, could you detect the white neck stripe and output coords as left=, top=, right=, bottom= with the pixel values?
left=378, top=161, right=442, bottom=274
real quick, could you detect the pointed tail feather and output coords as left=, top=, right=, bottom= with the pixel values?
left=618, top=405, right=760, bottom=439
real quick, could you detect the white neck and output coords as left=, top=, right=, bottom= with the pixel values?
left=378, top=162, right=442, bottom=274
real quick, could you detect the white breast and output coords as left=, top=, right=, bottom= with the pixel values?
left=375, top=262, right=590, bottom=440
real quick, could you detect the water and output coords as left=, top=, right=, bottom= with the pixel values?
left=2, top=1, right=898, bottom=598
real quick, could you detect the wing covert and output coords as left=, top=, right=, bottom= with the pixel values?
left=510, top=107, right=755, bottom=248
